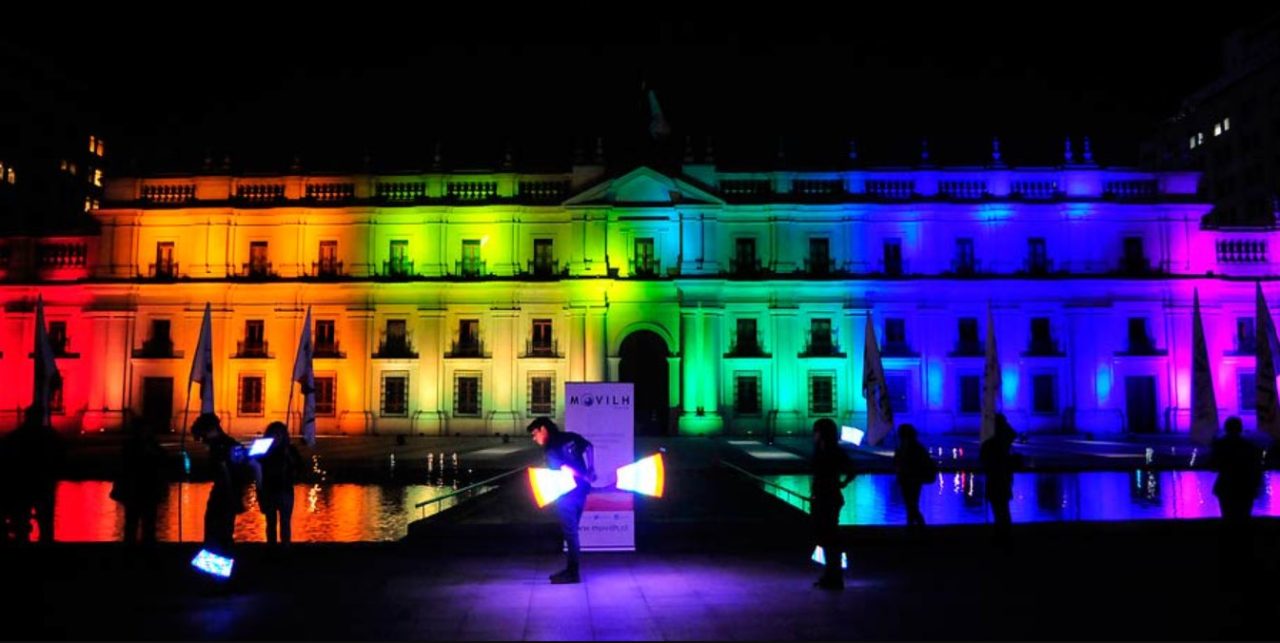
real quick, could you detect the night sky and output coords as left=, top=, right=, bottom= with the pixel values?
left=5, top=3, right=1271, bottom=173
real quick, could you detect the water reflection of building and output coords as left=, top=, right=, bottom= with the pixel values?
left=6, top=148, right=1280, bottom=439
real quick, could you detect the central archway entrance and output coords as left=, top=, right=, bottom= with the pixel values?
left=618, top=331, right=671, bottom=436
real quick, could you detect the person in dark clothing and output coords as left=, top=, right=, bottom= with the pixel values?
left=980, top=414, right=1020, bottom=547
left=112, top=420, right=168, bottom=547
left=811, top=418, right=855, bottom=590
left=191, top=413, right=250, bottom=555
left=255, top=421, right=304, bottom=546
left=893, top=424, right=936, bottom=529
left=528, top=416, right=595, bottom=584
left=1209, top=416, right=1263, bottom=524
left=1, top=405, right=64, bottom=543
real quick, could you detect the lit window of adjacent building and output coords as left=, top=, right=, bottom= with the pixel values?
left=1189, top=135, right=1197, bottom=150
left=1223, top=117, right=1230, bottom=132
left=93, top=168, right=103, bottom=187
left=1197, top=132, right=1204, bottom=145
left=89, top=135, right=96, bottom=154
left=5, top=168, right=13, bottom=184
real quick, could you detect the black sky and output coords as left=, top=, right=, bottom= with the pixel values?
left=5, top=3, right=1272, bottom=172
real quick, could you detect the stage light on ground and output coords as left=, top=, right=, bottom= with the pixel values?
left=616, top=453, right=665, bottom=497
left=841, top=426, right=865, bottom=446
left=529, top=466, right=578, bottom=508
left=248, top=437, right=274, bottom=457
left=191, top=549, right=234, bottom=578
left=811, top=546, right=848, bottom=569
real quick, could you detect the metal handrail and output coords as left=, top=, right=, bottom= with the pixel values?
left=414, top=466, right=526, bottom=518
left=719, top=459, right=811, bottom=511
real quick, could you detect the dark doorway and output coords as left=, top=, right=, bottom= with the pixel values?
left=1125, top=376, right=1158, bottom=433
left=618, top=331, right=671, bottom=436
left=142, top=377, right=174, bottom=433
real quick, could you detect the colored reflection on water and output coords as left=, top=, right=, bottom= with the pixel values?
left=764, top=471, right=1280, bottom=526
left=46, top=481, right=457, bottom=542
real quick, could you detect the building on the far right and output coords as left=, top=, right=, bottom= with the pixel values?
left=1141, top=11, right=1280, bottom=228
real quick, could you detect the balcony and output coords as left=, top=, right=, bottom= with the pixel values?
left=1022, top=258, right=1054, bottom=276
left=728, top=257, right=764, bottom=278
left=234, top=340, right=271, bottom=359
left=132, top=338, right=184, bottom=359
left=630, top=258, right=662, bottom=278
left=799, top=338, right=846, bottom=358
left=803, top=257, right=838, bottom=276
left=311, top=260, right=344, bottom=279
left=1118, top=338, right=1166, bottom=357
left=526, top=259, right=563, bottom=279
left=313, top=341, right=346, bottom=359
left=1117, top=256, right=1154, bottom=275
left=148, top=261, right=179, bottom=280
left=949, top=341, right=985, bottom=357
left=447, top=339, right=488, bottom=359
left=49, top=337, right=80, bottom=359
left=1216, top=239, right=1267, bottom=264
left=523, top=339, right=562, bottom=358
left=881, top=341, right=917, bottom=358
left=725, top=338, right=770, bottom=358
left=455, top=259, right=486, bottom=278
left=383, top=259, right=415, bottom=279
left=950, top=258, right=979, bottom=276
left=1024, top=339, right=1065, bottom=357
left=240, top=262, right=275, bottom=279
left=374, top=337, right=418, bottom=359
left=1232, top=337, right=1258, bottom=355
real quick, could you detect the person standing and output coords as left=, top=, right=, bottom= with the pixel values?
left=527, top=416, right=595, bottom=584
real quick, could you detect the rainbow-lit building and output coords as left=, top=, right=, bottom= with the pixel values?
left=4, top=144, right=1275, bottom=439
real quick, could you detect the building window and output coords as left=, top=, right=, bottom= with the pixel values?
left=959, top=374, right=981, bottom=414
left=50, top=375, right=65, bottom=415
left=381, top=373, right=408, bottom=417
left=48, top=321, right=70, bottom=356
left=1029, top=318, right=1057, bottom=355
left=248, top=241, right=270, bottom=277
left=808, top=318, right=835, bottom=355
left=733, top=238, right=758, bottom=274
left=1223, top=117, right=1230, bottom=132
left=735, top=373, right=762, bottom=415
left=884, top=318, right=908, bottom=354
left=634, top=238, right=657, bottom=276
left=92, top=168, right=103, bottom=187
left=317, top=240, right=340, bottom=276
left=455, top=374, right=481, bottom=417
left=954, top=238, right=975, bottom=274
left=239, top=320, right=266, bottom=357
left=1122, top=237, right=1147, bottom=272
left=886, top=372, right=911, bottom=413
left=808, top=237, right=831, bottom=274
left=377, top=319, right=415, bottom=358
left=154, top=242, right=175, bottom=278
left=1027, top=238, right=1048, bottom=274
left=1240, top=371, right=1257, bottom=410
left=1033, top=374, right=1058, bottom=414
left=388, top=240, right=411, bottom=276
left=1127, top=318, right=1156, bottom=354
left=143, top=319, right=173, bottom=356
left=315, top=376, right=336, bottom=416
left=957, top=317, right=980, bottom=355
left=455, top=319, right=481, bottom=356
left=1189, top=135, right=1197, bottom=150
left=238, top=375, right=264, bottom=416
left=530, top=319, right=554, bottom=356
left=315, top=320, right=339, bottom=357
left=883, top=238, right=902, bottom=275
left=1237, top=318, right=1257, bottom=353
left=809, top=373, right=835, bottom=415
left=461, top=239, right=482, bottom=276
left=734, top=318, right=761, bottom=355
left=532, top=238, right=555, bottom=276
left=529, top=373, right=555, bottom=415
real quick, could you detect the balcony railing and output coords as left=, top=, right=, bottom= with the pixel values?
left=455, top=259, right=486, bottom=278
left=374, top=338, right=418, bottom=359
left=799, top=339, right=845, bottom=358
left=729, top=257, right=763, bottom=277
left=313, top=341, right=346, bottom=359
left=1119, top=339, right=1166, bottom=356
left=803, top=257, right=837, bottom=276
left=951, top=258, right=978, bottom=275
left=132, top=338, right=183, bottom=359
left=1023, top=258, right=1053, bottom=275
left=950, top=340, right=985, bottom=357
left=1217, top=239, right=1267, bottom=264
left=49, top=337, right=79, bottom=358
left=241, top=262, right=274, bottom=279
left=234, top=340, right=271, bottom=358
left=725, top=339, right=770, bottom=358
left=1025, top=339, right=1064, bottom=356
left=523, top=340, right=562, bottom=358
left=148, top=261, right=178, bottom=279
left=526, top=259, right=562, bottom=279
left=383, top=259, right=415, bottom=278
left=881, top=341, right=917, bottom=357
left=312, top=260, right=344, bottom=278
left=630, top=258, right=661, bottom=278
left=447, top=339, right=488, bottom=358
left=1118, top=256, right=1153, bottom=275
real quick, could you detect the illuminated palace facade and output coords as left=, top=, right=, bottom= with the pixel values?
left=3, top=151, right=1277, bottom=439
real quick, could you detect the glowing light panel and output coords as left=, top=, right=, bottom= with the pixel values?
left=615, top=453, right=665, bottom=497
left=529, top=466, right=577, bottom=508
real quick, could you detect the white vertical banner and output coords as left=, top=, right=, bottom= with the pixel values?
left=565, top=382, right=635, bottom=552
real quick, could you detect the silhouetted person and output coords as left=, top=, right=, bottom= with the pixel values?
left=192, top=413, right=248, bottom=555
left=1, top=405, right=64, bottom=543
left=256, top=422, right=303, bottom=546
left=980, top=414, right=1020, bottom=547
left=894, top=424, right=936, bottom=529
left=811, top=418, right=855, bottom=590
left=528, top=416, right=595, bottom=584
left=112, top=420, right=168, bottom=548
left=1210, top=416, right=1262, bottom=525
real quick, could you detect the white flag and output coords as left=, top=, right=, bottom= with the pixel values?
left=188, top=302, right=215, bottom=415
left=647, top=89, right=671, bottom=140
left=862, top=315, right=894, bottom=446
left=1256, top=283, right=1280, bottom=440
left=32, top=295, right=61, bottom=419
left=980, top=303, right=1002, bottom=443
left=1190, top=289, right=1218, bottom=446
left=292, top=306, right=316, bottom=447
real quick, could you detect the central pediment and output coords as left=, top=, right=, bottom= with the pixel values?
left=563, top=166, right=724, bottom=207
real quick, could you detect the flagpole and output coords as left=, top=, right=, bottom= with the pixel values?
left=178, top=381, right=193, bottom=543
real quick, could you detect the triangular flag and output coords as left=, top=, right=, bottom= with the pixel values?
left=1256, top=283, right=1280, bottom=440
left=188, top=303, right=215, bottom=415
left=292, top=306, right=317, bottom=447
left=32, top=295, right=61, bottom=421
left=980, top=303, right=1003, bottom=443
left=862, top=315, right=894, bottom=446
left=1190, top=289, right=1219, bottom=446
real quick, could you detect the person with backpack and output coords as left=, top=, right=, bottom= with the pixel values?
left=893, top=424, right=936, bottom=529
left=255, top=422, right=304, bottom=546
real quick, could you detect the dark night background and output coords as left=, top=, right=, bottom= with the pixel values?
left=3, top=2, right=1272, bottom=172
